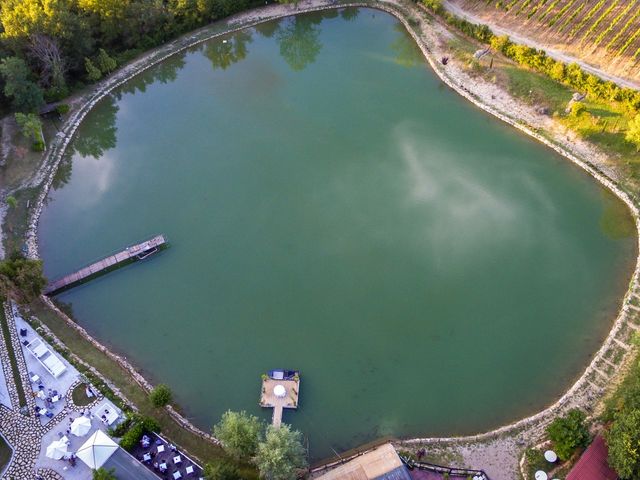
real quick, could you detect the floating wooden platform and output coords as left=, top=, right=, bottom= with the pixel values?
left=260, top=370, right=300, bottom=428
left=44, top=234, right=166, bottom=295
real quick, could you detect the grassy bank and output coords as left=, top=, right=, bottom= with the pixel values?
left=27, top=299, right=258, bottom=478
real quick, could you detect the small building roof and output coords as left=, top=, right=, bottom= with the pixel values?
left=566, top=435, right=618, bottom=480
left=316, top=443, right=412, bottom=480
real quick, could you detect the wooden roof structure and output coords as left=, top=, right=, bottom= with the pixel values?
left=566, top=435, right=618, bottom=480
left=315, top=443, right=412, bottom=480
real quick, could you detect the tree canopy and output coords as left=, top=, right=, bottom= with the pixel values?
left=545, top=409, right=589, bottom=460
left=213, top=410, right=263, bottom=460
left=254, top=424, right=307, bottom=480
left=0, top=0, right=268, bottom=112
left=0, top=254, right=47, bottom=303
left=149, top=384, right=172, bottom=407
left=203, top=460, right=241, bottom=480
left=0, top=56, right=44, bottom=112
left=606, top=409, right=640, bottom=479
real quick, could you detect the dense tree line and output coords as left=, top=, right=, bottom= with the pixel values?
left=420, top=0, right=640, bottom=114
left=0, top=0, right=281, bottom=114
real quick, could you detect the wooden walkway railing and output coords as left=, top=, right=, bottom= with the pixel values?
left=43, top=234, right=166, bottom=295
left=402, top=457, right=490, bottom=479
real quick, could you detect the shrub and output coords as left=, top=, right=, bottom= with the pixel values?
left=56, top=104, right=70, bottom=115
left=203, top=460, right=241, bottom=480
left=33, top=139, right=45, bottom=151
left=119, top=423, right=145, bottom=451
left=85, top=58, right=102, bottom=82
left=570, top=101, right=586, bottom=117
left=6, top=196, right=17, bottom=209
left=626, top=114, right=640, bottom=151
left=141, top=416, right=161, bottom=433
left=546, top=409, right=589, bottom=460
left=14, top=112, right=43, bottom=147
left=422, top=0, right=444, bottom=14
left=109, top=414, right=133, bottom=437
left=149, top=384, right=172, bottom=407
left=93, top=467, right=117, bottom=480
left=490, top=34, right=511, bottom=53
left=96, top=49, right=117, bottom=74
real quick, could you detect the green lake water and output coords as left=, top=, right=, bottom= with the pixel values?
left=38, top=8, right=637, bottom=459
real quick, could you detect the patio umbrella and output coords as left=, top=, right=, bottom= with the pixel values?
left=534, top=472, right=548, bottom=480
left=544, top=450, right=558, bottom=462
left=46, top=439, right=68, bottom=460
left=76, top=430, right=118, bottom=469
left=70, top=416, right=92, bottom=437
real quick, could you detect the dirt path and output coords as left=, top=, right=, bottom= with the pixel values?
left=444, top=0, right=640, bottom=90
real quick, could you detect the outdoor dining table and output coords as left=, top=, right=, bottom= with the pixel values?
left=51, top=395, right=60, bottom=403
left=157, top=444, right=165, bottom=453
left=186, top=465, right=194, bottom=474
left=159, top=462, right=167, bottom=472
left=30, top=374, right=40, bottom=383
left=174, top=455, right=182, bottom=464
left=143, top=453, right=151, bottom=462
left=39, top=408, right=47, bottom=415
left=173, top=472, right=182, bottom=479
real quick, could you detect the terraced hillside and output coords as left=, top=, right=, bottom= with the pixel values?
left=452, top=0, right=640, bottom=82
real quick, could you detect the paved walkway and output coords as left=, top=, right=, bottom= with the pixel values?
left=0, top=302, right=113, bottom=479
left=0, top=356, right=11, bottom=410
left=12, top=305, right=80, bottom=426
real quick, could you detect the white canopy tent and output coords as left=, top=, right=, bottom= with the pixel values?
left=46, top=439, right=68, bottom=460
left=76, top=430, right=118, bottom=469
left=70, top=416, right=92, bottom=437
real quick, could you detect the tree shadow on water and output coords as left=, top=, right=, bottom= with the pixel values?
left=276, top=16, right=323, bottom=72
left=204, top=31, right=253, bottom=71
left=390, top=22, right=422, bottom=68
left=72, top=95, right=118, bottom=159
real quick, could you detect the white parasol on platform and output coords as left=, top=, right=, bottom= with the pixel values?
left=274, top=384, right=286, bottom=398
left=534, top=471, right=548, bottom=480
left=544, top=450, right=558, bottom=462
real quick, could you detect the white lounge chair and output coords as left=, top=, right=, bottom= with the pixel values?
left=28, top=339, right=49, bottom=358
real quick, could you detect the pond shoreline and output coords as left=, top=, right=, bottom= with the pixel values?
left=17, top=0, right=640, bottom=478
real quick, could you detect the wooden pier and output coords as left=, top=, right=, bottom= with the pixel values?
left=260, top=370, right=300, bottom=428
left=44, top=234, right=166, bottom=295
